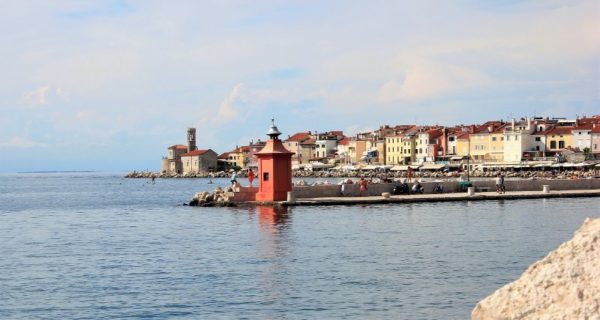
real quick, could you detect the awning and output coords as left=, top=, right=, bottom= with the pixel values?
left=420, top=164, right=446, bottom=170
left=363, top=165, right=378, bottom=170
left=450, top=156, right=464, bottom=160
left=306, top=163, right=334, bottom=169
left=390, top=165, right=421, bottom=171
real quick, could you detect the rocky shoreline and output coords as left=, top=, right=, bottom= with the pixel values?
left=126, top=168, right=600, bottom=180
left=472, top=218, right=600, bottom=319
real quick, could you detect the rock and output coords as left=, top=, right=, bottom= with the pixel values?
left=472, top=218, right=600, bottom=320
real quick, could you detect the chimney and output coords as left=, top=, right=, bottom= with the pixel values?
left=526, top=117, right=532, bottom=130
left=511, top=118, right=516, bottom=131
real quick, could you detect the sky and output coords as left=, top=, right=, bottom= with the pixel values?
left=0, top=0, right=599, bottom=172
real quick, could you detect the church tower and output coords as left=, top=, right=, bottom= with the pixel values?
left=187, top=128, right=197, bottom=152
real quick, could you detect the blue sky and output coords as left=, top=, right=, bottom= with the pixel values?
left=0, top=0, right=598, bottom=172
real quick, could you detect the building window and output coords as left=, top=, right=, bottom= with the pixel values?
left=559, top=141, right=565, bottom=149
left=492, top=137, right=496, bottom=141
left=550, top=141, right=556, bottom=149
left=535, top=137, right=541, bottom=141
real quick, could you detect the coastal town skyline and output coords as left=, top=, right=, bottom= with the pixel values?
left=1, top=1, right=598, bottom=172
left=157, top=113, right=599, bottom=176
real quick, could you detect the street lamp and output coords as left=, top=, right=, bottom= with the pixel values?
left=467, top=134, right=471, bottom=182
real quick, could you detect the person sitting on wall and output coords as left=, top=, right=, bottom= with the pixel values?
left=412, top=180, right=424, bottom=194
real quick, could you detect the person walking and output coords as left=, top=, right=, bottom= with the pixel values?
left=496, top=173, right=506, bottom=194
left=407, top=166, right=413, bottom=183
left=230, top=169, right=238, bottom=187
left=247, top=168, right=255, bottom=187
left=359, top=177, right=368, bottom=196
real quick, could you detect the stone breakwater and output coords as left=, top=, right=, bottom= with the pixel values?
left=471, top=218, right=600, bottom=320
left=126, top=168, right=599, bottom=180
left=187, top=187, right=234, bottom=207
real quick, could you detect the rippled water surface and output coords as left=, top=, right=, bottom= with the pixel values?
left=1, top=173, right=599, bottom=319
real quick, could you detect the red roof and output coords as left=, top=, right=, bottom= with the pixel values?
left=545, top=126, right=575, bottom=135
left=337, top=137, right=350, bottom=145
left=233, top=146, right=250, bottom=153
left=169, top=144, right=188, bottom=150
left=286, top=132, right=311, bottom=142
left=573, top=124, right=593, bottom=131
left=426, top=128, right=443, bottom=140
left=300, top=138, right=316, bottom=145
left=591, top=125, right=600, bottom=133
left=218, top=152, right=230, bottom=159
left=181, top=149, right=210, bottom=157
left=457, top=132, right=470, bottom=140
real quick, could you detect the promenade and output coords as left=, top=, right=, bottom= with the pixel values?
left=283, top=189, right=600, bottom=207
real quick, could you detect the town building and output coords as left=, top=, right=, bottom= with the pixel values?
left=503, top=118, right=536, bottom=162
left=591, top=124, right=600, bottom=159
left=161, top=144, right=188, bottom=174
left=284, top=132, right=315, bottom=165
left=180, top=149, right=218, bottom=174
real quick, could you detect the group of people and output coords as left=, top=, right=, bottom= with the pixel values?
left=343, top=177, right=427, bottom=197
left=230, top=168, right=255, bottom=188
left=495, top=173, right=506, bottom=194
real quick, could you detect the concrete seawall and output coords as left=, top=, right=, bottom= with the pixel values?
left=291, top=179, right=600, bottom=199
left=284, top=190, right=600, bottom=207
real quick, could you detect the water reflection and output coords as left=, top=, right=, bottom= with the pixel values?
left=255, top=206, right=293, bottom=305
left=257, top=206, right=292, bottom=232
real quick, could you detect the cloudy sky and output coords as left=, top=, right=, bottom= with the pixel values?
left=1, top=0, right=598, bottom=172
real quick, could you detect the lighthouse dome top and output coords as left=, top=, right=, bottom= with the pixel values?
left=266, top=118, right=282, bottom=139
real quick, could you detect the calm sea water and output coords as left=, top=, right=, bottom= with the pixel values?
left=1, top=173, right=598, bottom=319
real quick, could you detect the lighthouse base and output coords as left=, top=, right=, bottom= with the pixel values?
left=255, top=191, right=290, bottom=202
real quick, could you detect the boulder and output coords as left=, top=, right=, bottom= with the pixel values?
left=472, top=218, right=600, bottom=319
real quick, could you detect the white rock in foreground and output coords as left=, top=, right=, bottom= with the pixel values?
left=472, top=218, right=600, bottom=320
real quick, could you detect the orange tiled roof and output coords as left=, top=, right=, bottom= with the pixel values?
left=545, top=126, right=575, bottom=135
left=338, top=137, right=350, bottom=145
left=168, top=144, right=188, bottom=150
left=286, top=132, right=311, bottom=142
left=218, top=152, right=230, bottom=159
left=181, top=149, right=209, bottom=157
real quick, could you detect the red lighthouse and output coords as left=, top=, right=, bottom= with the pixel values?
left=255, top=119, right=293, bottom=202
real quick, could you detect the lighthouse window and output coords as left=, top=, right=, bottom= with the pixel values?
left=263, top=172, right=269, bottom=181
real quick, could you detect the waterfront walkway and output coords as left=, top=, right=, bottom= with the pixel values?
left=284, top=189, right=600, bottom=207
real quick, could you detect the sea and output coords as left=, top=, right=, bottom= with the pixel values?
left=1, top=172, right=598, bottom=319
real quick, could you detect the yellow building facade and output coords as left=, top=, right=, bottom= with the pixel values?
left=545, top=127, right=573, bottom=152
left=385, top=136, right=403, bottom=165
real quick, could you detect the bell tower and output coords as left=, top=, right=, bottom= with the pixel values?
left=255, top=119, right=293, bottom=202
left=187, top=127, right=197, bottom=152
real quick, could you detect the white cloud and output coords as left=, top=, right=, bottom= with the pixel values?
left=217, top=83, right=244, bottom=123
left=378, top=59, right=493, bottom=102
left=20, top=86, right=50, bottom=106
left=0, top=136, right=48, bottom=148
